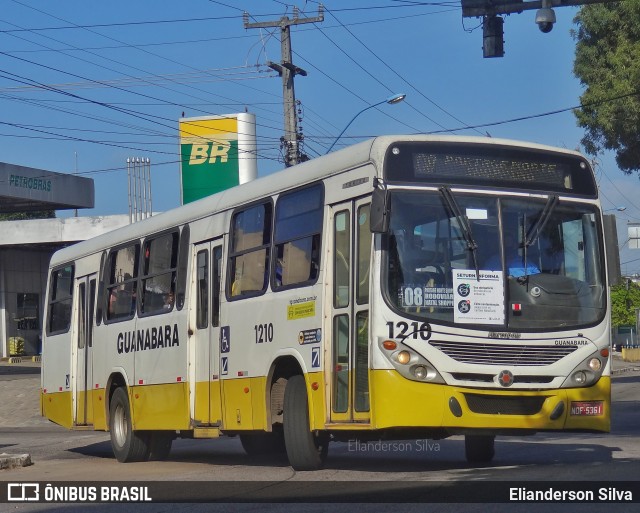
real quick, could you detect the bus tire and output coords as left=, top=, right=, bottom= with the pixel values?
left=283, top=375, right=328, bottom=470
left=465, top=434, right=495, bottom=464
left=149, top=431, right=174, bottom=461
left=109, top=387, right=150, bottom=463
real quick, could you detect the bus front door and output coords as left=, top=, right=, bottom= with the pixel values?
left=329, top=199, right=371, bottom=424
left=191, top=241, right=224, bottom=427
left=74, top=274, right=96, bottom=426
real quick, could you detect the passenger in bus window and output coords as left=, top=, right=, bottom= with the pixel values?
left=108, top=289, right=118, bottom=318
left=163, top=291, right=175, bottom=310
left=275, top=261, right=283, bottom=287
left=487, top=232, right=540, bottom=277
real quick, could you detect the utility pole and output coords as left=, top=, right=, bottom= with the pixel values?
left=244, top=5, right=324, bottom=167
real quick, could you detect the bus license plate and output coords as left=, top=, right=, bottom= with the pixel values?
left=570, top=401, right=603, bottom=416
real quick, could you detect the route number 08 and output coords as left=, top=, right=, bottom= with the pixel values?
left=403, top=287, right=423, bottom=306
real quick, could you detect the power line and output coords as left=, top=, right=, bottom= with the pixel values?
left=0, top=96, right=281, bottom=107
left=307, top=18, right=446, bottom=132
left=592, top=158, right=640, bottom=222
left=3, top=10, right=459, bottom=55
left=0, top=70, right=283, bottom=164
left=0, top=13, right=246, bottom=33
left=0, top=3, right=461, bottom=33
left=4, top=5, right=287, bottom=128
left=3, top=33, right=255, bottom=53
left=425, top=90, right=640, bottom=135
left=0, top=53, right=285, bottom=139
left=321, top=4, right=477, bottom=134
left=4, top=0, right=466, bottom=151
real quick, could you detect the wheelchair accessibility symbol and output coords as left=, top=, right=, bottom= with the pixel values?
left=220, top=326, right=230, bottom=353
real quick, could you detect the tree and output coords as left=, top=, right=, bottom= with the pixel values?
left=0, top=211, right=55, bottom=221
left=610, top=281, right=640, bottom=328
left=573, top=1, right=640, bottom=173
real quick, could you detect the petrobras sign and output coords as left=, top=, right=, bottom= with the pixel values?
left=179, top=114, right=257, bottom=204
left=0, top=162, right=94, bottom=211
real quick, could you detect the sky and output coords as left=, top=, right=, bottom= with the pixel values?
left=1, top=0, right=640, bottom=274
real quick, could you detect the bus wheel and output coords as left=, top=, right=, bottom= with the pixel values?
left=283, top=375, right=328, bottom=470
left=149, top=432, right=174, bottom=461
left=464, top=435, right=495, bottom=464
left=109, top=387, right=150, bottom=462
left=240, top=429, right=286, bottom=457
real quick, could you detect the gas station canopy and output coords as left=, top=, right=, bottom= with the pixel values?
left=0, top=162, right=94, bottom=213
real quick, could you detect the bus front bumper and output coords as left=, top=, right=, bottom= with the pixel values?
left=369, top=369, right=610, bottom=433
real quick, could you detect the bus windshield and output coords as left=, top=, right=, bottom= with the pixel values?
left=384, top=190, right=606, bottom=330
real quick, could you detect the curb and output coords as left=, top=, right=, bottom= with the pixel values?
left=612, top=366, right=640, bottom=375
left=0, top=356, right=41, bottom=364
left=0, top=453, right=32, bottom=470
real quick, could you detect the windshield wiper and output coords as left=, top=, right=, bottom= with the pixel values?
left=439, top=186, right=480, bottom=281
left=519, top=195, right=558, bottom=283
left=524, top=195, right=558, bottom=248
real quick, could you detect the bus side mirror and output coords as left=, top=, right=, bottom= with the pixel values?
left=603, top=214, right=621, bottom=286
left=370, top=186, right=390, bottom=233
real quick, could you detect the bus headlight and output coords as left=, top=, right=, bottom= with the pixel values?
left=573, top=371, right=587, bottom=385
left=396, top=350, right=411, bottom=365
left=588, top=358, right=602, bottom=371
left=561, top=349, right=608, bottom=388
left=413, top=365, right=428, bottom=380
left=379, top=338, right=445, bottom=384
left=411, top=364, right=439, bottom=381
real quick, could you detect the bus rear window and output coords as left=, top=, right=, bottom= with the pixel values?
left=47, top=265, right=74, bottom=334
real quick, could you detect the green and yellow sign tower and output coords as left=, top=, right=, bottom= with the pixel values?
left=179, top=114, right=257, bottom=204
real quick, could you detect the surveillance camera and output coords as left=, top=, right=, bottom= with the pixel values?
left=535, top=7, right=556, bottom=33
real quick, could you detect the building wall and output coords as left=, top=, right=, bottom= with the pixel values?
left=0, top=215, right=130, bottom=358
left=0, top=248, right=50, bottom=356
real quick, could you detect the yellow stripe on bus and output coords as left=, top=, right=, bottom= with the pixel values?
left=41, top=391, right=73, bottom=429
left=130, top=382, right=190, bottom=431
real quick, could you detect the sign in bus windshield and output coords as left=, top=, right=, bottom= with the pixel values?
left=384, top=142, right=597, bottom=197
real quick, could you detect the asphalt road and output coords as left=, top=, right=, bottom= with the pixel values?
left=1, top=356, right=639, bottom=512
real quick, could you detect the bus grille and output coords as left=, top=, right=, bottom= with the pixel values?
left=464, top=393, right=546, bottom=415
left=450, top=373, right=555, bottom=384
left=429, top=340, right=577, bottom=366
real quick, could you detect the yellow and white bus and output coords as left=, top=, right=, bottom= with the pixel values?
left=41, top=135, right=617, bottom=469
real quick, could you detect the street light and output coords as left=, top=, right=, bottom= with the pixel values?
left=326, top=93, right=406, bottom=154
left=604, top=206, right=627, bottom=212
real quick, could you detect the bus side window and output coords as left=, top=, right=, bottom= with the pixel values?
left=196, top=250, right=208, bottom=329
left=105, top=243, right=139, bottom=322
left=140, top=231, right=179, bottom=315
left=356, top=204, right=371, bottom=304
left=96, top=252, right=106, bottom=326
left=175, top=225, right=190, bottom=310
left=273, top=184, right=323, bottom=290
left=228, top=202, right=272, bottom=298
left=212, top=246, right=222, bottom=327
